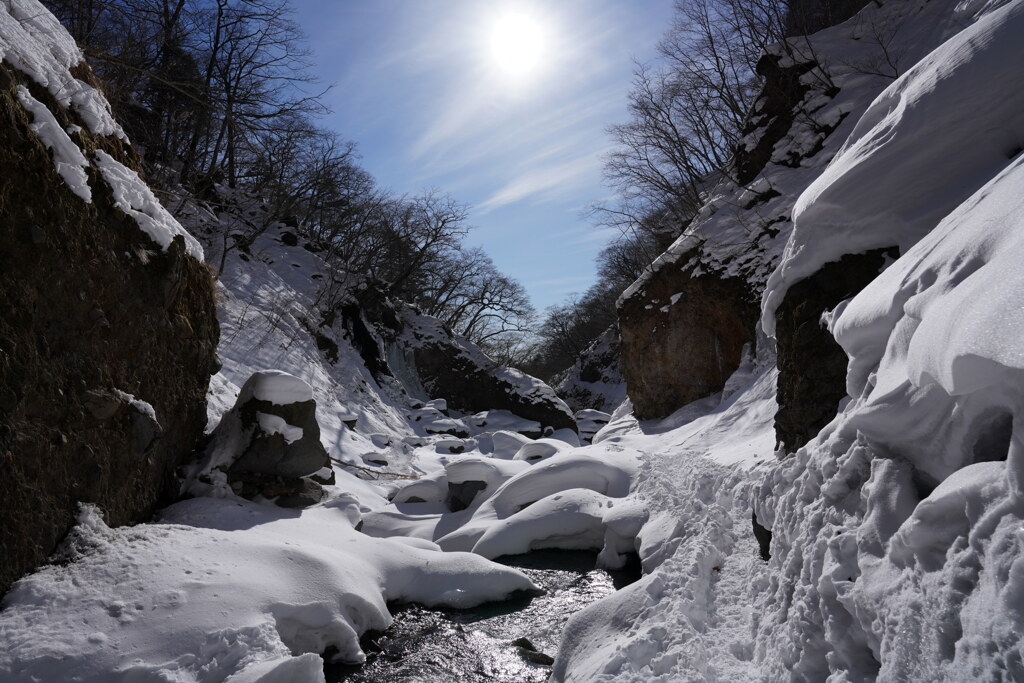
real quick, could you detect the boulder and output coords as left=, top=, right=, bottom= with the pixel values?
left=618, top=252, right=759, bottom=420
left=228, top=371, right=328, bottom=479
left=191, top=371, right=329, bottom=508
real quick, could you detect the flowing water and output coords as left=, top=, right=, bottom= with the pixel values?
left=325, top=550, right=640, bottom=682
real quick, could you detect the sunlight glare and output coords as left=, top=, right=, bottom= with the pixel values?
left=489, top=10, right=547, bottom=79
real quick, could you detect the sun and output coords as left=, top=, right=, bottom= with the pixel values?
left=488, top=10, right=547, bottom=79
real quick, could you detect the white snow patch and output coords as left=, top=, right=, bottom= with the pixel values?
left=256, top=412, right=303, bottom=444
left=15, top=85, right=90, bottom=200
left=93, top=150, right=203, bottom=260
left=239, top=369, right=314, bottom=406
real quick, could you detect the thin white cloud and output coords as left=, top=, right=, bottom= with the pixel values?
left=475, top=152, right=604, bottom=214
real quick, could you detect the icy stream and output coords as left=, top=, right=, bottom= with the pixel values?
left=325, top=550, right=640, bottom=682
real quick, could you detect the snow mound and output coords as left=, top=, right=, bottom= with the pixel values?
left=513, top=437, right=573, bottom=463
left=0, top=499, right=539, bottom=682
left=239, top=370, right=315, bottom=406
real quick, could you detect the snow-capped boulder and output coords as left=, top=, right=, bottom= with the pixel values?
left=0, top=0, right=218, bottom=595
left=186, top=371, right=329, bottom=507
left=229, top=371, right=327, bottom=478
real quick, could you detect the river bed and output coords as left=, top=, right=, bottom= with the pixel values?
left=325, top=550, right=640, bottom=682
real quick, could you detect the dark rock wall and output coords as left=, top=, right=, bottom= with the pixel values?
left=619, top=255, right=759, bottom=420
left=0, top=64, right=219, bottom=594
left=773, top=249, right=895, bottom=452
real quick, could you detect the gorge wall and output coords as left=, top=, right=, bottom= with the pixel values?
left=0, top=11, right=219, bottom=594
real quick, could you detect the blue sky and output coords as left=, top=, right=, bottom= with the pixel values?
left=290, top=0, right=676, bottom=311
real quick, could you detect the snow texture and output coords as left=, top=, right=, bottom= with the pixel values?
left=15, top=84, right=90, bottom=200
left=0, top=0, right=125, bottom=138
left=763, top=0, right=1024, bottom=333
left=239, top=369, right=315, bottom=406
left=6, top=0, right=1024, bottom=680
left=94, top=150, right=204, bottom=260
left=0, top=498, right=539, bottom=681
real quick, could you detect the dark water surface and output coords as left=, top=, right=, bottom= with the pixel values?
left=325, top=550, right=640, bottom=683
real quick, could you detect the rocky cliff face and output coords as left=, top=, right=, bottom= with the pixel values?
left=0, top=6, right=219, bottom=595
left=618, top=251, right=759, bottom=420
left=554, top=326, right=625, bottom=413
left=615, top=0, right=875, bottom=424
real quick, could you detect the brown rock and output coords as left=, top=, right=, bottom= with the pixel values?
left=619, top=252, right=759, bottom=420
left=0, top=64, right=219, bottom=595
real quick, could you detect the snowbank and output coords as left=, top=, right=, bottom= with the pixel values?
left=0, top=498, right=539, bottom=682
left=762, top=0, right=1024, bottom=333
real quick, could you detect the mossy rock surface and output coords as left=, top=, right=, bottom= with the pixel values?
left=0, top=62, right=219, bottom=595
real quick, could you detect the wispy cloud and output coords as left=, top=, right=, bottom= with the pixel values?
left=475, top=151, right=604, bottom=213
left=300, top=0, right=677, bottom=310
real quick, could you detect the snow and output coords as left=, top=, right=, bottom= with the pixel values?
left=238, top=369, right=315, bottom=406
left=256, top=412, right=303, bottom=444
left=94, top=150, right=204, bottom=260
left=0, top=0, right=125, bottom=139
left=0, top=498, right=539, bottom=681
left=112, top=389, right=158, bottom=424
left=512, top=437, right=572, bottom=463
left=3, top=3, right=205, bottom=262
left=762, top=0, right=1024, bottom=334
left=15, top=84, right=90, bottom=201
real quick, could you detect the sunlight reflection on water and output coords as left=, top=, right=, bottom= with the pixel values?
left=325, top=550, right=640, bottom=683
